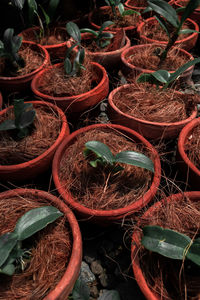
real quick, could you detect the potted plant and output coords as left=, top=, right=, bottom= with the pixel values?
left=108, top=59, right=200, bottom=140
left=88, top=0, right=141, bottom=38
left=0, top=188, right=82, bottom=300
left=125, top=0, right=175, bottom=15
left=52, top=123, right=161, bottom=224
left=31, top=26, right=109, bottom=113
left=0, top=92, right=2, bottom=109
left=177, top=117, right=200, bottom=190
left=0, top=28, right=49, bottom=92
left=131, top=191, right=200, bottom=300
left=0, top=98, right=69, bottom=182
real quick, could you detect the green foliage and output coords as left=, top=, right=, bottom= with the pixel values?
left=0, top=99, right=36, bottom=139
left=137, top=57, right=200, bottom=89
left=80, top=21, right=114, bottom=48
left=83, top=141, right=154, bottom=173
left=104, top=0, right=140, bottom=18
left=141, top=226, right=200, bottom=266
left=146, top=0, right=200, bottom=65
left=0, top=206, right=63, bottom=276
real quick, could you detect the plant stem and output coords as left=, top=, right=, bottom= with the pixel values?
left=158, top=32, right=179, bottom=68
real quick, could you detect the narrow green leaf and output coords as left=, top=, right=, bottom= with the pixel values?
left=151, top=70, right=171, bottom=83
left=64, top=57, right=72, bottom=74
left=0, top=120, right=16, bottom=131
left=66, top=22, right=81, bottom=43
left=118, top=3, right=124, bottom=15
left=99, top=21, right=114, bottom=33
left=101, top=32, right=114, bottom=39
left=14, top=206, right=63, bottom=241
left=84, top=141, right=115, bottom=165
left=115, top=151, right=154, bottom=172
left=187, top=239, right=200, bottom=266
left=80, top=28, right=98, bottom=37
left=18, top=110, right=36, bottom=129
left=0, top=232, right=18, bottom=267
left=0, top=263, right=15, bottom=276
left=179, top=0, right=200, bottom=28
left=137, top=73, right=155, bottom=84
left=122, top=9, right=140, bottom=16
left=179, top=29, right=200, bottom=35
left=27, top=0, right=37, bottom=25
left=39, top=5, right=50, bottom=27
left=99, top=40, right=111, bottom=48
left=79, top=48, right=85, bottom=65
left=142, top=226, right=191, bottom=260
left=46, top=0, right=60, bottom=20
left=155, top=16, right=170, bottom=38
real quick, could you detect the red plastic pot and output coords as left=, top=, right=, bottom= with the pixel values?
left=0, top=101, right=69, bottom=182
left=31, top=62, right=109, bottom=113
left=131, top=191, right=200, bottom=300
left=80, top=32, right=131, bottom=70
left=0, top=188, right=82, bottom=300
left=52, top=123, right=161, bottom=224
left=121, top=43, right=194, bottom=82
left=125, top=0, right=175, bottom=15
left=177, top=117, right=200, bottom=190
left=137, top=17, right=199, bottom=51
left=174, top=0, right=200, bottom=24
left=88, top=6, right=142, bottom=38
left=19, top=26, right=70, bottom=60
left=108, top=84, right=197, bottom=140
left=0, top=41, right=50, bottom=92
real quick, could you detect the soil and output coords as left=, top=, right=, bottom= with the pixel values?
left=125, top=44, right=189, bottom=71
left=0, top=105, right=62, bottom=165
left=184, top=123, right=200, bottom=170
left=59, top=127, right=153, bottom=210
left=135, top=194, right=200, bottom=300
left=111, top=84, right=197, bottom=123
left=0, top=192, right=72, bottom=300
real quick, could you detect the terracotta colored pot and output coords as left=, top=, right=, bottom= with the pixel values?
left=177, top=117, right=200, bottom=190
left=121, top=43, right=194, bottom=82
left=88, top=6, right=142, bottom=38
left=108, top=84, right=197, bottom=140
left=137, top=17, right=199, bottom=51
left=174, top=0, right=200, bottom=24
left=0, top=188, right=82, bottom=300
left=0, top=41, right=49, bottom=92
left=0, top=92, right=2, bottom=109
left=131, top=191, right=200, bottom=300
left=0, top=101, right=69, bottom=182
left=19, top=26, right=70, bottom=60
left=52, top=123, right=161, bottom=224
left=125, top=0, right=175, bottom=15
left=31, top=62, right=109, bottom=113
left=80, top=32, right=131, bottom=70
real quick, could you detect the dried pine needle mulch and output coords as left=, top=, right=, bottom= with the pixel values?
left=0, top=105, right=62, bottom=165
left=59, top=127, right=153, bottom=211
left=134, top=195, right=200, bottom=300
left=128, top=0, right=147, bottom=6
left=184, top=123, right=200, bottom=170
left=112, top=83, right=197, bottom=123
left=0, top=193, right=72, bottom=300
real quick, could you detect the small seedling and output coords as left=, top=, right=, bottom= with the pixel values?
left=0, top=206, right=63, bottom=276
left=141, top=226, right=200, bottom=266
left=83, top=140, right=154, bottom=173
left=104, top=0, right=140, bottom=18
left=0, top=99, right=36, bottom=139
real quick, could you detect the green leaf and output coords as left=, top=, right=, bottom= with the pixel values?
left=99, top=21, right=114, bottom=33
left=118, top=3, right=124, bottom=15
left=147, top=0, right=179, bottom=28
left=0, top=119, right=16, bottom=131
left=115, top=151, right=154, bottom=172
left=187, top=239, right=200, bottom=266
left=14, top=99, right=27, bottom=125
left=11, top=0, right=25, bottom=10
left=101, top=32, right=114, bottom=39
left=142, top=226, right=191, bottom=260
left=66, top=22, right=81, bottom=43
left=179, top=0, right=200, bottom=29
left=46, top=0, right=60, bottom=21
left=80, top=28, right=98, bottom=37
left=79, top=48, right=85, bottom=65
left=0, top=232, right=18, bottom=267
left=18, top=110, right=36, bottom=130
left=122, top=9, right=140, bottom=16
left=179, top=29, right=200, bottom=35
left=137, top=73, right=156, bottom=84
left=13, top=206, right=63, bottom=241
left=72, top=276, right=90, bottom=300
left=151, top=70, right=171, bottom=83
left=39, top=5, right=50, bottom=27
left=27, top=0, right=38, bottom=25
left=99, top=40, right=111, bottom=48
left=155, top=16, right=170, bottom=38
left=98, top=290, right=121, bottom=300
left=64, top=57, right=72, bottom=74
left=0, top=263, right=15, bottom=276
left=84, top=141, right=115, bottom=165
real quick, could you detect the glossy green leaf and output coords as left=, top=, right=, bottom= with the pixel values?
left=155, top=16, right=170, bottom=38
left=187, top=239, right=200, bottom=266
left=122, top=9, right=140, bottom=16
left=179, top=0, right=200, bottom=28
left=147, top=0, right=179, bottom=28
left=0, top=263, right=15, bottom=276
left=27, top=0, right=37, bottom=25
left=18, top=110, right=36, bottom=129
left=118, top=3, right=124, bottom=15
left=99, top=40, right=111, bottom=48
left=0, top=119, right=16, bottom=131
left=0, top=232, right=18, bottom=267
left=101, top=32, right=114, bottom=39
left=99, top=21, right=114, bottom=33
left=151, top=70, right=171, bottom=83
left=66, top=22, right=81, bottom=43
left=115, top=151, right=154, bottom=172
left=39, top=5, right=50, bottom=27
left=79, top=48, right=85, bottom=65
left=84, top=141, right=115, bottom=165
left=14, top=206, right=63, bottom=241
left=80, top=28, right=98, bottom=36
left=142, top=226, right=191, bottom=260
left=64, top=57, right=72, bottom=74
left=47, top=0, right=60, bottom=20
left=179, top=29, right=200, bottom=35
left=137, top=73, right=155, bottom=83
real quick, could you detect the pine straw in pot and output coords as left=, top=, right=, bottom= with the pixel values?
left=111, top=83, right=197, bottom=123
left=134, top=194, right=200, bottom=300
left=0, top=104, right=62, bottom=165
left=125, top=45, right=189, bottom=71
left=184, top=122, right=200, bottom=170
left=59, top=127, right=153, bottom=210
left=0, top=193, right=72, bottom=300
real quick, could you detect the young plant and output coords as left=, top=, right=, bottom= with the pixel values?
left=141, top=226, right=200, bottom=266
left=0, top=99, right=36, bottom=139
left=146, top=0, right=200, bottom=66
left=0, top=28, right=25, bottom=73
left=137, top=57, right=200, bottom=89
left=104, top=0, right=140, bottom=18
left=83, top=140, right=154, bottom=173
left=0, top=206, right=63, bottom=276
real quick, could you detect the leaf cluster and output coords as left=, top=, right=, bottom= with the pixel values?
left=0, top=206, right=63, bottom=276
left=104, top=0, right=140, bottom=18
left=142, top=226, right=200, bottom=267
left=0, top=99, right=36, bottom=139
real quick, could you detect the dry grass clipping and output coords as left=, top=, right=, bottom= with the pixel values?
left=0, top=105, right=62, bottom=165
left=0, top=193, right=72, bottom=300
left=184, top=123, right=200, bottom=170
left=59, top=127, right=153, bottom=210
